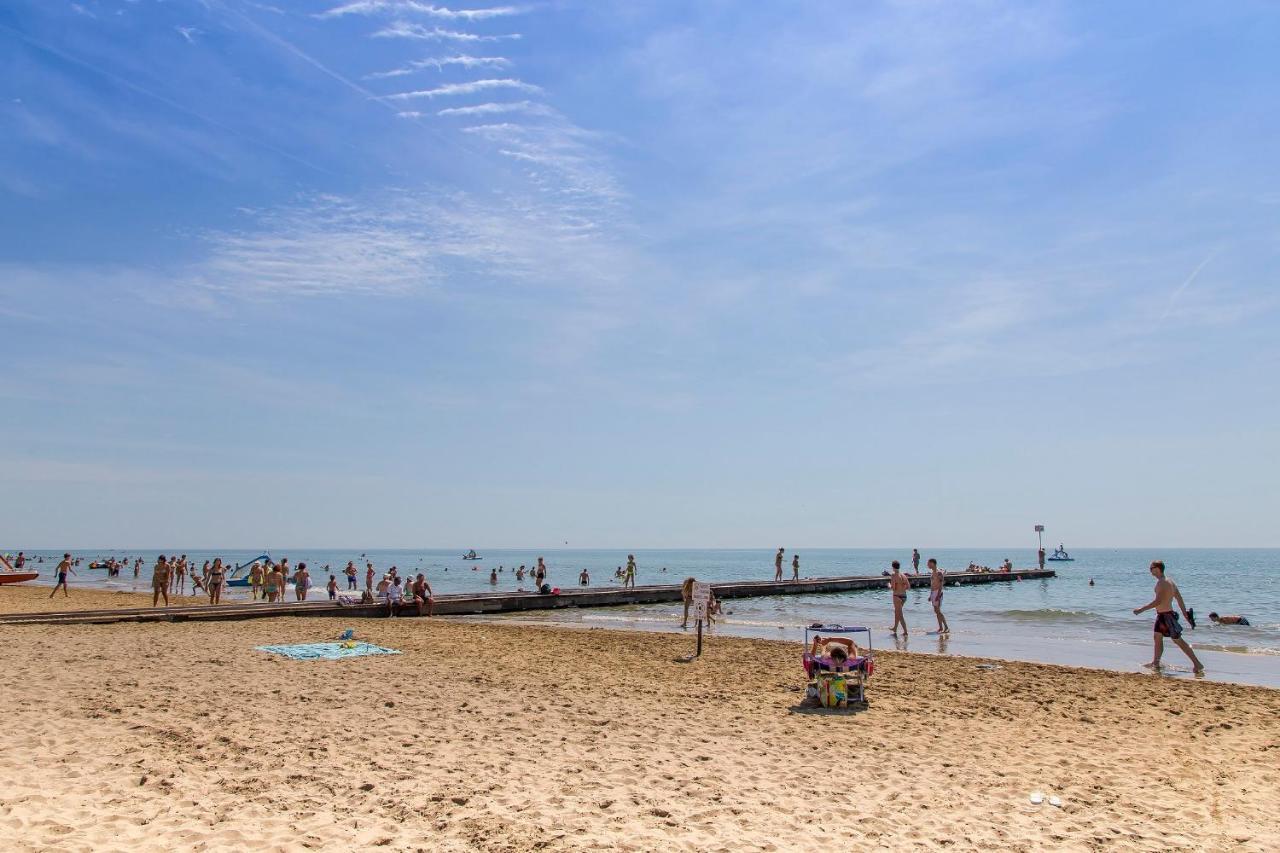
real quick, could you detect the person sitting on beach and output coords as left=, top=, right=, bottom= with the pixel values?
left=1208, top=612, right=1251, bottom=626
left=827, top=644, right=852, bottom=673
left=412, top=573, right=433, bottom=616
left=386, top=576, right=403, bottom=617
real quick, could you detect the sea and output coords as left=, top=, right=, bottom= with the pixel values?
left=13, top=547, right=1279, bottom=688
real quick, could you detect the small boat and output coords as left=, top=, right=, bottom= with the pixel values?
left=462, top=550, right=481, bottom=560
left=0, top=572, right=39, bottom=585
left=1047, top=547, right=1074, bottom=562
left=225, top=554, right=273, bottom=587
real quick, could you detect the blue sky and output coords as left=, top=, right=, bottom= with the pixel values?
left=2, top=0, right=1277, bottom=549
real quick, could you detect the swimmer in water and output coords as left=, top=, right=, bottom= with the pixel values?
left=1208, top=612, right=1250, bottom=626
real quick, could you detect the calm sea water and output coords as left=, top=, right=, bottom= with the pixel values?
left=13, top=547, right=1279, bottom=687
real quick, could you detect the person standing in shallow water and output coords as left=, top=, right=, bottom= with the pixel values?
left=1134, top=560, right=1204, bottom=674
left=927, top=558, right=949, bottom=634
left=888, top=560, right=909, bottom=636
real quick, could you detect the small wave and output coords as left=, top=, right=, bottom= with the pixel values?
left=1195, top=643, right=1280, bottom=657
left=995, top=608, right=1103, bottom=624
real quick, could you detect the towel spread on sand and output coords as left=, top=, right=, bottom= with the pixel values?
left=254, top=642, right=401, bottom=660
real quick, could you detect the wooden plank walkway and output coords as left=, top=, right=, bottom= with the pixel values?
left=0, top=569, right=1055, bottom=627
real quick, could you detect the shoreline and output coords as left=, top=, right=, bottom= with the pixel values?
left=5, top=585, right=1276, bottom=689
left=1, top=596, right=1277, bottom=851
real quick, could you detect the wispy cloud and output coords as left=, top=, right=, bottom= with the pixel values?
left=364, top=55, right=513, bottom=79
left=320, top=2, right=522, bottom=20
left=436, top=100, right=549, bottom=117
left=190, top=190, right=632, bottom=300
left=385, top=78, right=540, bottom=99
left=372, top=22, right=521, bottom=41
left=460, top=118, right=624, bottom=211
left=175, top=26, right=201, bottom=45
left=1160, top=250, right=1218, bottom=321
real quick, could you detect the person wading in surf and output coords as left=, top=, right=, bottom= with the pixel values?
left=888, top=561, right=910, bottom=636
left=1133, top=560, right=1203, bottom=674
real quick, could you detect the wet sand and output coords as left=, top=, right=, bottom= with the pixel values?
left=1, top=586, right=1277, bottom=851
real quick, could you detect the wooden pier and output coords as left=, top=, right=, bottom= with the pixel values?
left=0, top=569, right=1055, bottom=627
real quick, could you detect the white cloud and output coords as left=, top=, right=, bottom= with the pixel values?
left=385, top=78, right=540, bottom=99
left=436, top=100, right=549, bottom=116
left=372, top=22, right=521, bottom=41
left=176, top=26, right=201, bottom=44
left=364, top=55, right=512, bottom=79
left=320, top=2, right=522, bottom=20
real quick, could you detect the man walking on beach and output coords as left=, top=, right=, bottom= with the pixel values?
left=927, top=558, right=949, bottom=634
left=775, top=548, right=784, bottom=582
left=151, top=554, right=170, bottom=607
left=1133, top=560, right=1203, bottom=674
left=912, top=548, right=920, bottom=574
left=888, top=560, right=909, bottom=636
left=49, top=553, right=76, bottom=599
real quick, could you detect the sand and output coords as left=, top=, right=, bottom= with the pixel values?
left=0, top=586, right=1276, bottom=852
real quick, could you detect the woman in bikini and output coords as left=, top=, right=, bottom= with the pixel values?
left=208, top=558, right=225, bottom=605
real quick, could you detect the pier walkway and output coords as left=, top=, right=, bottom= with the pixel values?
left=0, top=569, right=1055, bottom=627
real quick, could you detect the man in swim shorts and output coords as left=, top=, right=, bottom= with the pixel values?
left=927, top=558, right=949, bottom=633
left=912, top=548, right=920, bottom=574
left=49, top=552, right=75, bottom=599
left=888, top=560, right=909, bottom=636
left=791, top=553, right=800, bottom=581
left=775, top=547, right=784, bottom=582
left=1208, top=612, right=1250, bottom=626
left=151, top=554, right=170, bottom=607
left=1133, top=560, right=1203, bottom=674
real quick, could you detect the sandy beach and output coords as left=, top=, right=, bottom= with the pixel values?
left=1, top=587, right=1276, bottom=852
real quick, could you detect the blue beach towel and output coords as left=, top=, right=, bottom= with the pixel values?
left=255, top=642, right=401, bottom=660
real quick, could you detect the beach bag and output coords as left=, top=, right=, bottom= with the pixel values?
left=817, top=673, right=847, bottom=709
left=540, top=583, right=551, bottom=594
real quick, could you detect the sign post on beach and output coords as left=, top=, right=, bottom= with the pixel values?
left=691, top=581, right=711, bottom=657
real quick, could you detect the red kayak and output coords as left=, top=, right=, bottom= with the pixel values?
left=0, top=572, right=39, bottom=585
